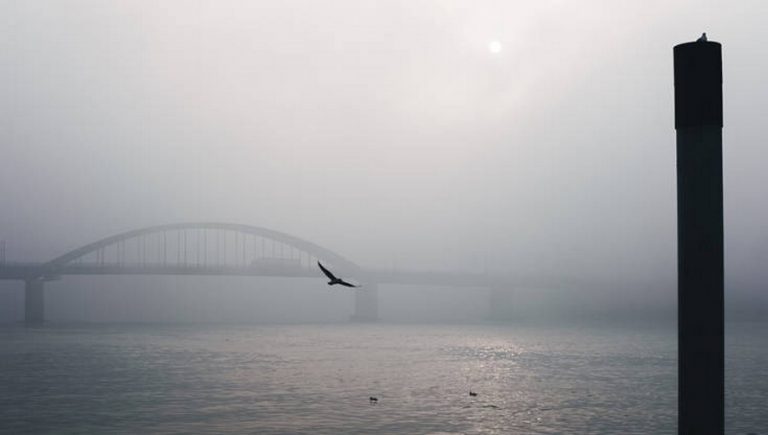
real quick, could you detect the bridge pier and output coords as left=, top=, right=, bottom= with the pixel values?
left=24, top=278, right=45, bottom=325
left=350, top=282, right=378, bottom=322
left=487, top=285, right=515, bottom=321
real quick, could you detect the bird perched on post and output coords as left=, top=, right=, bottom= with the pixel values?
left=697, top=32, right=707, bottom=42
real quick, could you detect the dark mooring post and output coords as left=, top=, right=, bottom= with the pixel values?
left=24, top=278, right=46, bottom=325
left=674, top=39, right=724, bottom=434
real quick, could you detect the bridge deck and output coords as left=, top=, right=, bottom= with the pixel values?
left=0, top=263, right=500, bottom=287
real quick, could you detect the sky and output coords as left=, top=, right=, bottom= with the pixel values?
left=0, top=0, right=766, bottom=321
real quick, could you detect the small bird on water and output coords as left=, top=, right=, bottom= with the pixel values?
left=369, top=396, right=378, bottom=404
left=469, top=391, right=478, bottom=397
left=697, top=32, right=707, bottom=42
left=317, top=262, right=359, bottom=288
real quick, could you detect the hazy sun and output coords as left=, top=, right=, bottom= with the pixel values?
left=488, top=40, right=502, bottom=54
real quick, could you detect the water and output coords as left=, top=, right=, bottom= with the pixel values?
left=0, top=322, right=765, bottom=434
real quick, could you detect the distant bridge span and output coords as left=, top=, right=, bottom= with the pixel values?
left=45, top=222, right=361, bottom=275
left=0, top=222, right=500, bottom=324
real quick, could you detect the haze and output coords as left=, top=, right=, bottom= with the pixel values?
left=1, top=0, right=766, bottom=323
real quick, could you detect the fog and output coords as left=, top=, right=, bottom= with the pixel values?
left=1, top=0, right=766, bottom=323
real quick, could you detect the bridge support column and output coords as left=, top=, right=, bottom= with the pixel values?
left=350, top=282, right=378, bottom=322
left=487, top=286, right=515, bottom=321
left=25, top=278, right=45, bottom=325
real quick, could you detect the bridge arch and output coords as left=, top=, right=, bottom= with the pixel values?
left=17, top=223, right=379, bottom=324
left=42, top=222, right=361, bottom=275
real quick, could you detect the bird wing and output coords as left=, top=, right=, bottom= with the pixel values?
left=317, top=261, right=337, bottom=280
left=337, top=279, right=359, bottom=288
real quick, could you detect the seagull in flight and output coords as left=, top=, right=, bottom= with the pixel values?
left=317, top=262, right=359, bottom=288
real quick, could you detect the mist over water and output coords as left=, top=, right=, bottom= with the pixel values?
left=1, top=1, right=767, bottom=433
left=1, top=0, right=767, bottom=322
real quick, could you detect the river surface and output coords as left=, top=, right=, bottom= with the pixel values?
left=0, top=322, right=766, bottom=434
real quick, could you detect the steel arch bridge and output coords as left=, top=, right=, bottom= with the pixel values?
left=1, top=222, right=500, bottom=324
left=2, top=222, right=382, bottom=324
left=43, top=222, right=361, bottom=278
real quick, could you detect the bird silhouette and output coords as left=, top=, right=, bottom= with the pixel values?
left=697, top=32, right=707, bottom=42
left=469, top=391, right=478, bottom=397
left=317, top=262, right=359, bottom=288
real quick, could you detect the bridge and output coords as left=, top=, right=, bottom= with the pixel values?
left=0, top=222, right=503, bottom=324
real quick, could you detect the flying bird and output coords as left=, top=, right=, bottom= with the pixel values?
left=697, top=32, right=707, bottom=42
left=317, top=262, right=359, bottom=288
